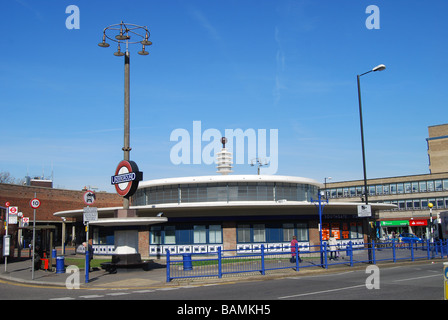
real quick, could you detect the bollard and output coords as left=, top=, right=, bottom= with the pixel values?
left=56, top=256, right=65, bottom=274
left=182, top=254, right=192, bottom=271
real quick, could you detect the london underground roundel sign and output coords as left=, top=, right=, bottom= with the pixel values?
left=111, top=160, right=143, bottom=198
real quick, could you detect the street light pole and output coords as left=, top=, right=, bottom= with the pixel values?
left=357, top=64, right=386, bottom=206
left=357, top=64, right=386, bottom=263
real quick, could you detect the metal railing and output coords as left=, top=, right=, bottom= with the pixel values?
left=166, top=239, right=448, bottom=282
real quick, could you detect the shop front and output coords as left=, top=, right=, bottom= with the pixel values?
left=379, top=219, right=429, bottom=240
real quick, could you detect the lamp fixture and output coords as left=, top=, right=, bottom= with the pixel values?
left=114, top=44, right=125, bottom=56
left=138, top=44, right=149, bottom=55
left=372, top=64, right=386, bottom=72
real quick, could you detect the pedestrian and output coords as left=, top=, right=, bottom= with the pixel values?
left=290, top=236, right=302, bottom=263
left=328, top=236, right=338, bottom=260
left=83, top=241, right=94, bottom=270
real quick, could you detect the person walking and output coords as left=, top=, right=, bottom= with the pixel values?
left=290, top=236, right=302, bottom=263
left=328, top=236, right=338, bottom=260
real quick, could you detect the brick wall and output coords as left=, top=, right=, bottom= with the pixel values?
left=0, top=183, right=122, bottom=223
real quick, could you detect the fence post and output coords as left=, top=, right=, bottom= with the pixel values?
left=445, top=240, right=448, bottom=258
left=261, top=245, right=265, bottom=275
left=410, top=241, right=414, bottom=261
left=218, top=246, right=222, bottom=278
left=166, top=249, right=171, bottom=282
left=426, top=239, right=431, bottom=260
left=392, top=239, right=396, bottom=263
left=440, top=240, right=444, bottom=258
left=323, top=243, right=328, bottom=269
left=295, top=242, right=300, bottom=272
left=349, top=241, right=353, bottom=267
left=372, top=240, right=376, bottom=264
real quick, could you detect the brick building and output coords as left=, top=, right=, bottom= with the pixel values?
left=0, top=183, right=122, bottom=255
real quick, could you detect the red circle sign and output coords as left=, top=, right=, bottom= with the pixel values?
left=30, top=198, right=41, bottom=209
left=111, top=160, right=142, bottom=198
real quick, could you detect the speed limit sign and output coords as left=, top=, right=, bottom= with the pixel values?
left=30, top=198, right=41, bottom=209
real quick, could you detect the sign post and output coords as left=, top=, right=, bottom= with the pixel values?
left=30, top=196, right=41, bottom=280
left=4, top=202, right=9, bottom=272
left=83, top=206, right=97, bottom=283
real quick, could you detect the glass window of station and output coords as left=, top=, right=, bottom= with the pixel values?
left=133, top=181, right=319, bottom=205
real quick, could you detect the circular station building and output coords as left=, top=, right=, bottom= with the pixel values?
left=54, top=174, right=393, bottom=257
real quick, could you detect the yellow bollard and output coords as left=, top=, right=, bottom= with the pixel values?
left=444, top=262, right=448, bottom=300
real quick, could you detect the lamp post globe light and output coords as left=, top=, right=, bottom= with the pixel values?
left=99, top=22, right=152, bottom=209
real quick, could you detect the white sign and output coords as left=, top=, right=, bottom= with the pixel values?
left=8, top=215, right=17, bottom=225
left=3, top=236, right=10, bottom=256
left=357, top=204, right=372, bottom=217
left=83, top=207, right=98, bottom=225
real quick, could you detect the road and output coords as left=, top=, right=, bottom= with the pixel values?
left=0, top=261, right=444, bottom=304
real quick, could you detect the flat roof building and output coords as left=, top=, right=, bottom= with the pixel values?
left=427, top=124, right=448, bottom=174
left=54, top=174, right=392, bottom=258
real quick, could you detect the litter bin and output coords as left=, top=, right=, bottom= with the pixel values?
left=52, top=249, right=57, bottom=258
left=56, top=256, right=65, bottom=274
left=182, top=254, right=193, bottom=271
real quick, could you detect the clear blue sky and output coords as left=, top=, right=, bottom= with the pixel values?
left=1, top=0, right=447, bottom=193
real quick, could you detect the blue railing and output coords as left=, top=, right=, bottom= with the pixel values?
left=166, top=239, right=448, bottom=282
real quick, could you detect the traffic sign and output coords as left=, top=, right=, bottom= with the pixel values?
left=30, top=198, right=41, bottom=209
left=83, top=190, right=96, bottom=205
left=22, top=217, right=30, bottom=227
left=357, top=204, right=372, bottom=217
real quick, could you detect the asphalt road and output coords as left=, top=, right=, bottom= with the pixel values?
left=0, top=261, right=445, bottom=304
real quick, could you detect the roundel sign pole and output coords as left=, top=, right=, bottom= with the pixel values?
left=111, top=160, right=143, bottom=209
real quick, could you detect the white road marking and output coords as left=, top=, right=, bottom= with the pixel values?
left=278, top=284, right=366, bottom=299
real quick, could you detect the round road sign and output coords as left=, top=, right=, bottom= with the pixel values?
left=30, top=198, right=41, bottom=209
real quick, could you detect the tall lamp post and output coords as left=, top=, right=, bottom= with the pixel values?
left=357, top=64, right=386, bottom=262
left=357, top=64, right=386, bottom=206
left=98, top=22, right=152, bottom=209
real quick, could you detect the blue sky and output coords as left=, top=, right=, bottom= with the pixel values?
left=1, top=0, right=447, bottom=193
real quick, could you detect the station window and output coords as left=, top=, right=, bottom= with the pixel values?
left=237, top=224, right=251, bottom=243
left=253, top=224, right=266, bottom=242
left=283, top=223, right=294, bottom=241
left=193, top=225, right=207, bottom=244
left=209, top=225, right=222, bottom=244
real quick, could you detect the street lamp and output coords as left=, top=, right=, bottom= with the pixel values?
left=357, top=64, right=386, bottom=263
left=357, top=64, right=386, bottom=204
left=357, top=64, right=386, bottom=205
left=98, top=22, right=152, bottom=209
